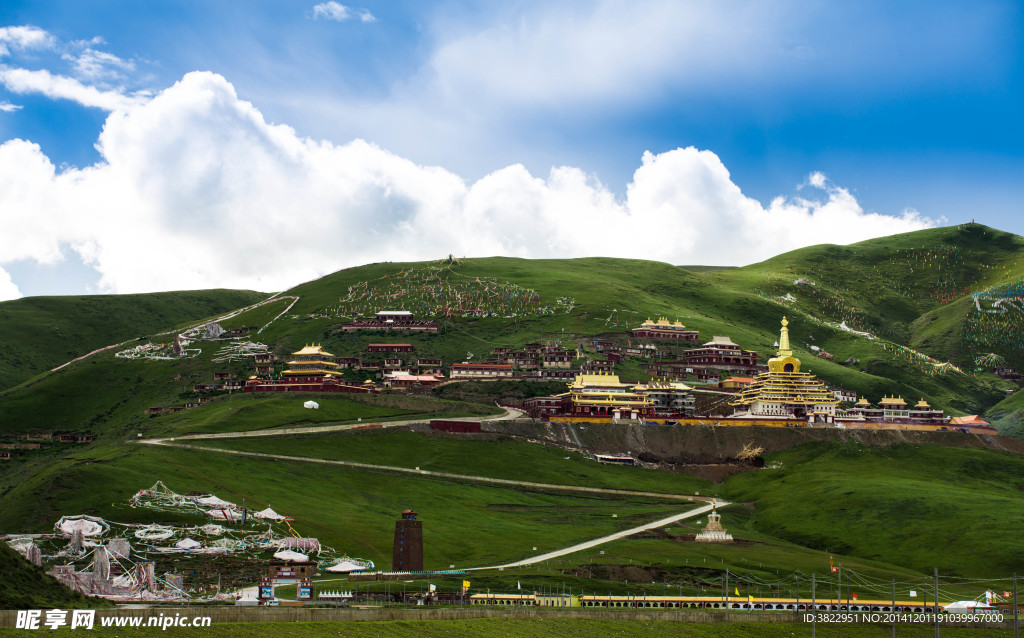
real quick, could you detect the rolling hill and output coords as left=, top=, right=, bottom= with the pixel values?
left=3, top=223, right=1024, bottom=597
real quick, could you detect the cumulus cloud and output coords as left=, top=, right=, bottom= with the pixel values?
left=0, top=267, right=21, bottom=301
left=0, top=72, right=933, bottom=295
left=312, top=2, right=375, bottom=23
left=0, top=66, right=147, bottom=111
left=0, top=25, right=55, bottom=57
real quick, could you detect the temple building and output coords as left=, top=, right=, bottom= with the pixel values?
left=282, top=345, right=343, bottom=380
left=730, top=317, right=839, bottom=420
left=567, top=372, right=654, bottom=420
left=847, top=396, right=946, bottom=424
left=634, top=379, right=695, bottom=414
left=682, top=336, right=758, bottom=368
left=694, top=501, right=733, bottom=543
left=632, top=317, right=699, bottom=341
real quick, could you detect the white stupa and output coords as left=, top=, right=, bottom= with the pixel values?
left=694, top=500, right=733, bottom=543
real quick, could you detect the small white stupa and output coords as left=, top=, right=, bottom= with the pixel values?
left=694, top=500, right=733, bottom=543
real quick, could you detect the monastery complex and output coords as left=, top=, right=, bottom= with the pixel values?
left=175, top=306, right=995, bottom=435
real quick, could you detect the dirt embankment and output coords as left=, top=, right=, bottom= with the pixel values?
left=473, top=420, right=1024, bottom=482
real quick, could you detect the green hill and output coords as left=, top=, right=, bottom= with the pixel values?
left=4, top=223, right=1024, bottom=599
left=0, top=289, right=267, bottom=392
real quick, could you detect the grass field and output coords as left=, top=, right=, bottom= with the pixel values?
left=720, top=441, right=1024, bottom=577
left=0, top=442, right=689, bottom=569
left=186, top=428, right=708, bottom=494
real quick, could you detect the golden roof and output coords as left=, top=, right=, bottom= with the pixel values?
left=914, top=398, right=931, bottom=408
left=569, top=372, right=631, bottom=389
left=292, top=343, right=334, bottom=357
left=855, top=397, right=872, bottom=406
left=878, top=395, right=907, bottom=406
left=287, top=359, right=339, bottom=367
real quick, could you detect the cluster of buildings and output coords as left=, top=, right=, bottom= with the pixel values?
left=166, top=306, right=994, bottom=434
left=523, top=373, right=695, bottom=420
left=0, top=432, right=96, bottom=461
left=524, top=317, right=994, bottom=433
left=340, top=311, right=439, bottom=333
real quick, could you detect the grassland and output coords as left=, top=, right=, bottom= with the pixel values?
left=108, top=423, right=1024, bottom=582
left=720, top=441, right=1024, bottom=576
left=186, top=428, right=707, bottom=494
left=0, top=289, right=266, bottom=393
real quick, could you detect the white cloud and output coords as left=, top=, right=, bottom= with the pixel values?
left=0, top=66, right=147, bottom=111
left=0, top=266, right=21, bottom=301
left=312, top=2, right=375, bottom=23
left=0, top=26, right=55, bottom=57
left=63, top=48, right=135, bottom=82
left=0, top=101, right=21, bottom=112
left=0, top=72, right=933, bottom=296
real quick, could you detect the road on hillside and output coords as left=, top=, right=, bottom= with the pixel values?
left=468, top=502, right=722, bottom=571
left=138, top=437, right=705, bottom=503
left=139, top=407, right=524, bottom=442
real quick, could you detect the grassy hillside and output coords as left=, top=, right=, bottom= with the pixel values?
left=0, top=289, right=266, bottom=392
left=4, top=223, right=1024, bottom=601
left=721, top=441, right=1024, bottom=576
left=0, top=542, right=109, bottom=610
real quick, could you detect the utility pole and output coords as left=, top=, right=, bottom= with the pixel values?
left=812, top=573, right=816, bottom=638
left=838, top=562, right=842, bottom=609
left=725, top=568, right=729, bottom=619
left=892, top=578, right=896, bottom=638
left=1014, top=572, right=1019, bottom=638
left=933, top=567, right=940, bottom=638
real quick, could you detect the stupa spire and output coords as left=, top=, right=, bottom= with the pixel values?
left=778, top=316, right=792, bottom=357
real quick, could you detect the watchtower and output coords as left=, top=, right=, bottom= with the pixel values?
left=392, top=509, right=423, bottom=571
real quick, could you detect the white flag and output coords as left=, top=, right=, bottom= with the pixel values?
left=517, top=581, right=521, bottom=590
left=909, top=590, right=917, bottom=597
left=429, top=584, right=436, bottom=592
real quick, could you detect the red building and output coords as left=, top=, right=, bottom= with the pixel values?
left=523, top=395, right=571, bottom=417
left=244, top=377, right=378, bottom=394
left=682, top=336, right=758, bottom=367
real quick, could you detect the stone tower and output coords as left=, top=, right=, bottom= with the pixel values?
left=392, top=509, right=423, bottom=571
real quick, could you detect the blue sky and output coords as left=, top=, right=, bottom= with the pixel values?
left=0, top=1, right=1021, bottom=299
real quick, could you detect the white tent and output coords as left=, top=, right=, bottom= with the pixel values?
left=254, top=507, right=286, bottom=521
left=175, top=538, right=202, bottom=550
left=206, top=509, right=240, bottom=521
left=944, top=601, right=997, bottom=613
left=197, top=495, right=235, bottom=508
left=236, top=591, right=259, bottom=606
left=57, top=516, right=107, bottom=537
left=273, top=549, right=308, bottom=562
left=325, top=559, right=368, bottom=573
left=303, top=400, right=319, bottom=409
